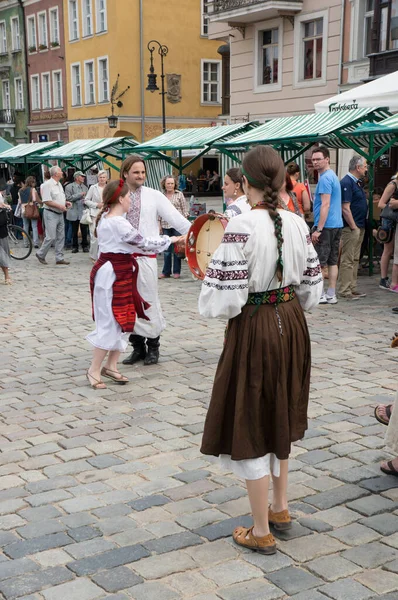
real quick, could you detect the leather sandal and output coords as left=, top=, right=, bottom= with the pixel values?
left=232, top=526, right=276, bottom=554
left=100, top=367, right=129, bottom=385
left=268, top=507, right=292, bottom=530
left=374, top=404, right=392, bottom=426
left=86, top=371, right=107, bottom=390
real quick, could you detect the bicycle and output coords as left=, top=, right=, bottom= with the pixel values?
left=6, top=209, right=33, bottom=260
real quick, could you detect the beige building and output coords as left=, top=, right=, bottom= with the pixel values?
left=208, top=0, right=343, bottom=121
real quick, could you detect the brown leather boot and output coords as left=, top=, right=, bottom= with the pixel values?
left=268, top=507, right=292, bottom=530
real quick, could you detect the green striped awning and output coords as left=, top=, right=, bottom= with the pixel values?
left=133, top=123, right=258, bottom=152
left=0, top=137, right=13, bottom=154
left=0, top=141, right=61, bottom=163
left=39, top=137, right=138, bottom=161
left=215, top=108, right=391, bottom=150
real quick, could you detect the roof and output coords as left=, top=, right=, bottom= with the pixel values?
left=39, top=137, right=138, bottom=161
left=214, top=108, right=391, bottom=150
left=133, top=123, right=257, bottom=152
left=0, top=137, right=13, bottom=154
left=0, top=141, right=60, bottom=163
left=315, top=70, right=398, bottom=113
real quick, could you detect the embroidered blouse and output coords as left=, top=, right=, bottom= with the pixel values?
left=224, top=195, right=251, bottom=219
left=160, top=190, right=189, bottom=229
left=198, top=208, right=323, bottom=320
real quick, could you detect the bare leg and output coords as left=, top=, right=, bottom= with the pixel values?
left=380, top=241, right=393, bottom=279
left=1, top=267, right=11, bottom=283
left=246, top=476, right=270, bottom=537
left=104, top=350, right=121, bottom=372
left=271, top=459, right=289, bottom=513
left=392, top=263, right=398, bottom=287
left=327, top=265, right=338, bottom=290
left=88, top=347, right=108, bottom=386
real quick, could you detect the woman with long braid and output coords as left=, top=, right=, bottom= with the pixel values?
left=199, top=146, right=323, bottom=554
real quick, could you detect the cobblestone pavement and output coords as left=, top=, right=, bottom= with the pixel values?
left=1, top=246, right=398, bottom=600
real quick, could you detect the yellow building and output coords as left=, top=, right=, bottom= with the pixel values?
left=64, top=0, right=226, bottom=142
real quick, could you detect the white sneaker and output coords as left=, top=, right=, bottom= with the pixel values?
left=326, top=295, right=338, bottom=304
left=319, top=294, right=328, bottom=304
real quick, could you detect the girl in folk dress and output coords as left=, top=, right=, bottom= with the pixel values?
left=199, top=146, right=323, bottom=554
left=86, top=179, right=179, bottom=390
left=222, top=168, right=251, bottom=219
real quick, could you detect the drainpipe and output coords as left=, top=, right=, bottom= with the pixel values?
left=338, top=0, right=345, bottom=89
left=139, top=0, right=145, bottom=142
left=18, top=0, right=31, bottom=143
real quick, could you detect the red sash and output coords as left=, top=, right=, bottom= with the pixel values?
left=90, top=252, right=150, bottom=333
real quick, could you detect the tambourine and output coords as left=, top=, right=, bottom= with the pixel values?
left=186, top=212, right=228, bottom=280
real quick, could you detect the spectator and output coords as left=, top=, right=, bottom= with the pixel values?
left=207, top=170, right=220, bottom=191
left=18, top=176, right=40, bottom=249
left=286, top=162, right=311, bottom=214
left=84, top=169, right=108, bottom=261
left=36, top=166, right=71, bottom=265
left=378, top=173, right=398, bottom=291
left=279, top=173, right=302, bottom=217
left=0, top=198, right=11, bottom=284
left=337, top=155, right=368, bottom=300
left=65, top=171, right=89, bottom=253
left=223, top=167, right=250, bottom=219
left=311, top=146, right=343, bottom=305
left=159, top=175, right=188, bottom=279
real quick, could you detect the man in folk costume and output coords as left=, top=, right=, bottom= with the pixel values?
left=121, top=155, right=191, bottom=366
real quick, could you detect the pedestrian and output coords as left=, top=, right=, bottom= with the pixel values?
left=36, top=166, right=71, bottom=266
left=198, top=145, right=323, bottom=555
left=86, top=179, right=178, bottom=389
left=378, top=173, right=398, bottom=292
left=120, top=155, right=190, bottom=366
left=223, top=168, right=250, bottom=219
left=18, top=176, right=40, bottom=248
left=84, top=169, right=108, bottom=261
left=279, top=172, right=302, bottom=217
left=0, top=199, right=12, bottom=284
left=337, top=155, right=368, bottom=300
left=311, top=146, right=343, bottom=305
left=207, top=170, right=220, bottom=191
left=65, top=171, right=89, bottom=253
left=159, top=175, right=188, bottom=279
left=286, top=162, right=311, bottom=214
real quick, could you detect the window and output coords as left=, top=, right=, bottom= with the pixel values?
left=27, top=16, right=37, bottom=51
left=98, top=57, right=109, bottom=102
left=14, top=78, right=23, bottom=110
left=380, top=0, right=389, bottom=52
left=2, top=80, right=10, bottom=110
left=42, top=73, right=51, bottom=109
left=49, top=8, right=60, bottom=45
left=294, top=11, right=328, bottom=87
left=71, top=63, right=82, bottom=105
left=201, top=0, right=209, bottom=36
left=96, top=0, right=107, bottom=33
left=69, top=0, right=79, bottom=40
left=83, top=0, right=93, bottom=36
left=364, top=0, right=374, bottom=56
left=31, top=75, right=40, bottom=110
left=38, top=12, right=48, bottom=49
left=52, top=70, right=63, bottom=108
left=201, top=60, right=221, bottom=103
left=0, top=21, right=7, bottom=54
left=11, top=17, right=20, bottom=51
left=85, top=60, right=95, bottom=104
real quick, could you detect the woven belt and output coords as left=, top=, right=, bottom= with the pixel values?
left=246, top=285, right=296, bottom=306
left=133, top=253, right=156, bottom=259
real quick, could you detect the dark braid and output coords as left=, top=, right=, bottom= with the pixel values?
left=242, top=146, right=285, bottom=281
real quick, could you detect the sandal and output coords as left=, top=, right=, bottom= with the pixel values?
left=4, top=279, right=12, bottom=285
left=232, top=526, right=276, bottom=554
left=100, top=367, right=129, bottom=385
left=86, top=371, right=107, bottom=390
left=268, top=507, right=292, bottom=530
left=380, top=460, right=398, bottom=477
left=374, top=404, right=392, bottom=426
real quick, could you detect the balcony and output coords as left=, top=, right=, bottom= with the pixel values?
left=210, top=0, right=303, bottom=24
left=368, top=48, right=398, bottom=79
left=0, top=109, right=15, bottom=124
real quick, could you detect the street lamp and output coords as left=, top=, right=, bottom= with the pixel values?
left=107, top=74, right=130, bottom=130
left=146, top=40, right=168, bottom=133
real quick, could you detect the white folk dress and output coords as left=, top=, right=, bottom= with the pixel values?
left=199, top=208, right=323, bottom=480
left=126, top=186, right=191, bottom=339
left=224, top=195, right=251, bottom=219
left=86, top=215, right=171, bottom=352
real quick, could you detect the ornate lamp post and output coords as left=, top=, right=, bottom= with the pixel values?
left=146, top=40, right=168, bottom=133
left=107, top=74, right=130, bottom=129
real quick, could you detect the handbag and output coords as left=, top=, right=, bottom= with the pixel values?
left=376, top=226, right=394, bottom=245
left=381, top=181, right=398, bottom=223
left=23, top=188, right=40, bottom=220
left=80, top=207, right=92, bottom=225
left=14, top=203, right=22, bottom=218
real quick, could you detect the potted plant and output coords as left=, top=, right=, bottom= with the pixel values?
left=38, top=43, right=48, bottom=51
left=50, top=41, right=60, bottom=48
left=28, top=45, right=37, bottom=52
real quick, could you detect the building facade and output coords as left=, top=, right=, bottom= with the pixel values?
left=64, top=0, right=225, bottom=142
left=0, top=0, right=29, bottom=144
left=208, top=0, right=343, bottom=121
left=23, top=0, right=68, bottom=143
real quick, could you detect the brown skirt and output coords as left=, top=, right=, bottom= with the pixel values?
left=200, top=296, right=311, bottom=461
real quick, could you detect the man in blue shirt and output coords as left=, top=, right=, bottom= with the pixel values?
left=337, top=155, right=368, bottom=300
left=311, top=146, right=343, bottom=305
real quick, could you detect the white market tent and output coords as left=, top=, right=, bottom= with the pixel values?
left=315, top=70, right=398, bottom=114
